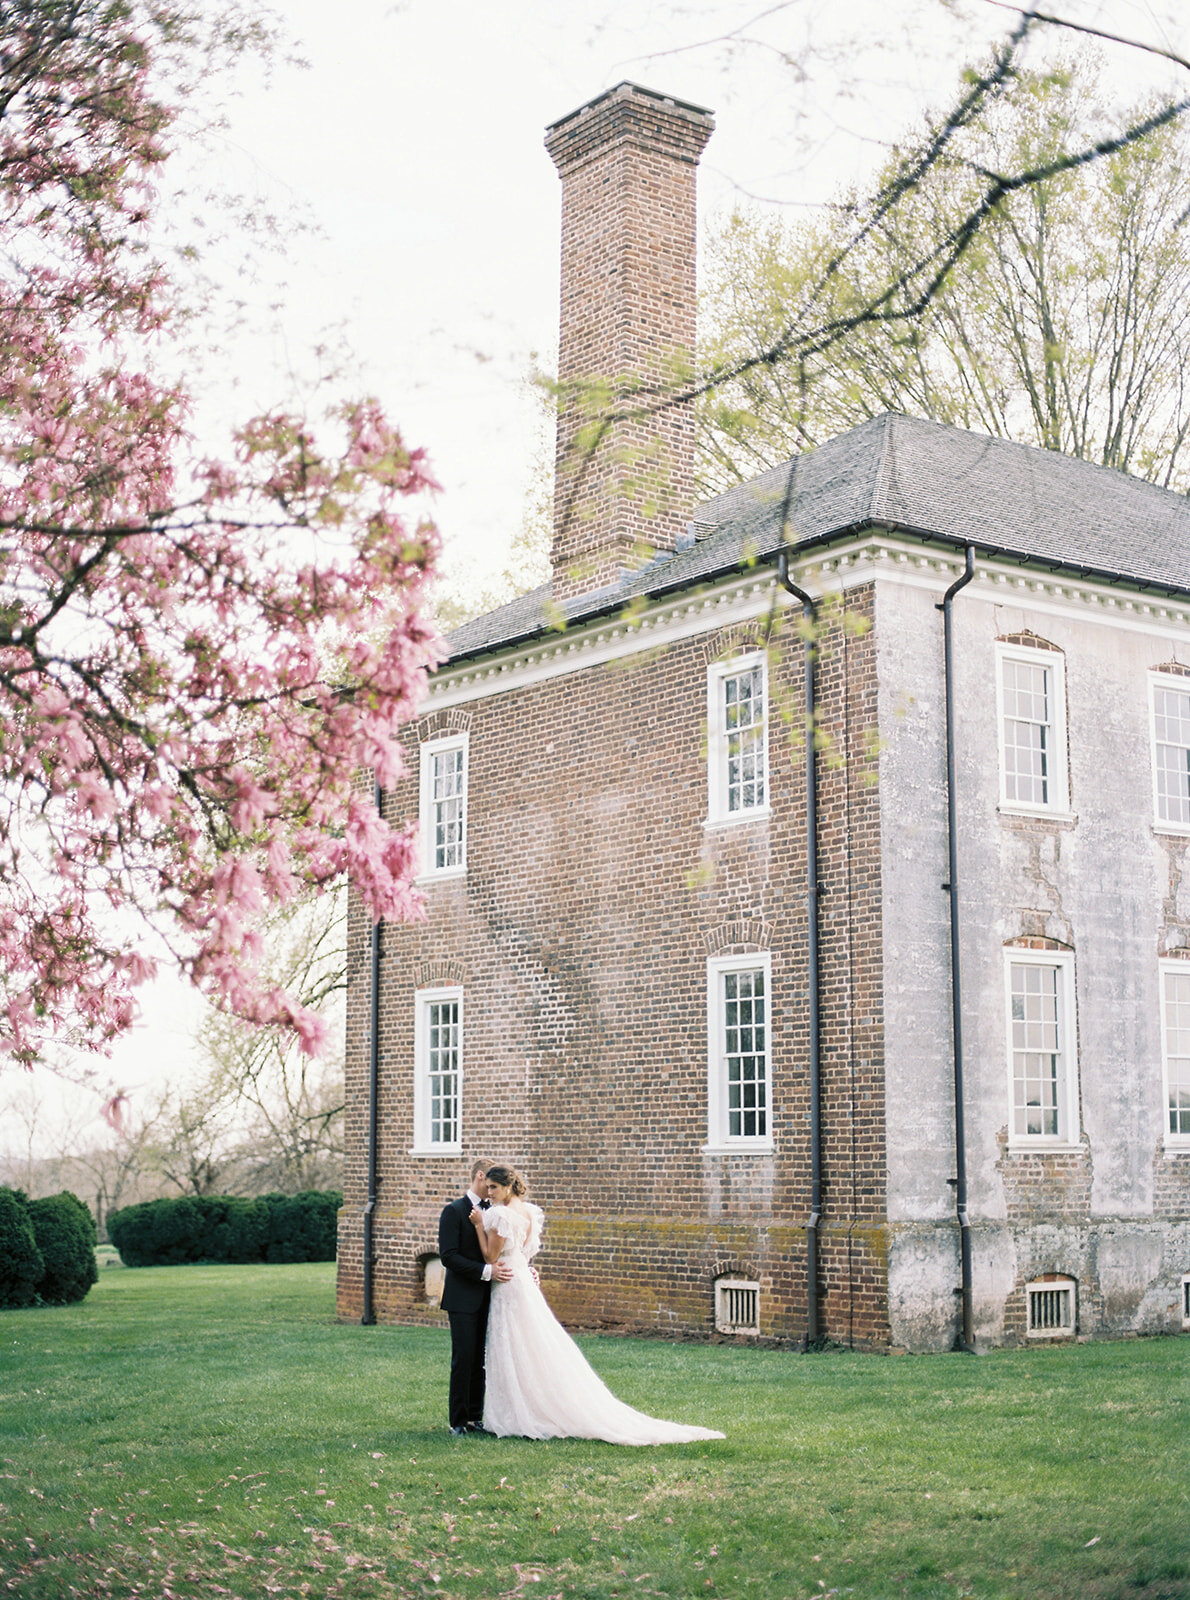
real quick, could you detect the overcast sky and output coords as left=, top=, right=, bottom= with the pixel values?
left=208, top=0, right=1018, bottom=594
left=8, top=0, right=1187, bottom=1155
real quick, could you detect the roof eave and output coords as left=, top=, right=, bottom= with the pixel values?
left=440, top=519, right=1190, bottom=670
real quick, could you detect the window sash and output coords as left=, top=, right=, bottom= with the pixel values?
left=431, top=747, right=466, bottom=869
left=708, top=956, right=771, bottom=1147
left=1010, top=962, right=1061, bottom=1136
left=998, top=650, right=1065, bottom=811
left=708, top=655, right=769, bottom=823
left=1153, top=684, right=1190, bottom=828
left=420, top=735, right=468, bottom=875
left=414, top=987, right=463, bottom=1152
left=1006, top=953, right=1076, bottom=1144
left=426, top=999, right=460, bottom=1146
left=723, top=665, right=766, bottom=814
left=1002, top=658, right=1051, bottom=805
left=724, top=967, right=767, bottom=1138
left=1161, top=964, right=1190, bottom=1139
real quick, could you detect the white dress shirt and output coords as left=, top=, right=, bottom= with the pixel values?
left=466, top=1189, right=492, bottom=1281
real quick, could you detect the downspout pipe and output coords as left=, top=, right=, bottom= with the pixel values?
left=778, top=549, right=822, bottom=1349
left=361, top=778, right=383, bottom=1327
left=938, top=548, right=977, bottom=1352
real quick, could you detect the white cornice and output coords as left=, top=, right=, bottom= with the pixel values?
left=427, top=566, right=782, bottom=710
left=425, top=535, right=1190, bottom=710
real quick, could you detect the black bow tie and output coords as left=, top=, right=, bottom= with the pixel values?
left=479, top=1199, right=491, bottom=1210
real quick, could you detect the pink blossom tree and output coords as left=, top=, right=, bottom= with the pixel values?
left=0, top=1, right=439, bottom=1077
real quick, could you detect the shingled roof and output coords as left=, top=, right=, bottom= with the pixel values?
left=444, top=412, right=1190, bottom=664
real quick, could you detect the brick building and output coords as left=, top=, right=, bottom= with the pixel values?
left=337, top=83, right=1190, bottom=1351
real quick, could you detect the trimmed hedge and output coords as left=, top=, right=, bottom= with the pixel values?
left=106, top=1190, right=341, bottom=1267
left=0, top=1187, right=97, bottom=1308
left=28, top=1191, right=98, bottom=1304
left=0, top=1188, right=43, bottom=1308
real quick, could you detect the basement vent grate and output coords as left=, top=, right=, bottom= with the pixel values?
left=1027, top=1277, right=1075, bottom=1337
left=715, top=1277, right=760, bottom=1335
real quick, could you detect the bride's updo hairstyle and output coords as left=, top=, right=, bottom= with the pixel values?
left=485, top=1164, right=526, bottom=1197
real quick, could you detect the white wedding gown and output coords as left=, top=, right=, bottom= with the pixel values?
left=481, top=1203, right=725, bottom=1445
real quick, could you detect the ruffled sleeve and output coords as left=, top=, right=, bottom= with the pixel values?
left=484, top=1203, right=518, bottom=1240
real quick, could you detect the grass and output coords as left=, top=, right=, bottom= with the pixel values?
left=1, top=1261, right=1187, bottom=1600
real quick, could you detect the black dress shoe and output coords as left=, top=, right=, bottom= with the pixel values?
left=449, top=1425, right=469, bottom=1436
left=467, top=1423, right=495, bottom=1436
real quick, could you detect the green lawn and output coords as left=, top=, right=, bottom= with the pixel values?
left=1, top=1261, right=1187, bottom=1600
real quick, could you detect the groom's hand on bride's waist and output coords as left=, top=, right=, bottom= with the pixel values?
left=492, top=1261, right=514, bottom=1282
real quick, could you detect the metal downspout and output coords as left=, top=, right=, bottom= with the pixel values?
left=938, top=548, right=977, bottom=1352
left=362, top=778, right=383, bottom=1327
left=778, top=550, right=822, bottom=1348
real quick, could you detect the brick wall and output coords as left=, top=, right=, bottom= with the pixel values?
left=338, top=581, right=891, bottom=1349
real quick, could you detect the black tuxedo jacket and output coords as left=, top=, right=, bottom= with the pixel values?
left=438, top=1195, right=490, bottom=1315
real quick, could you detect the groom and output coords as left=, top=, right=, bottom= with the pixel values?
left=438, top=1158, right=512, bottom=1435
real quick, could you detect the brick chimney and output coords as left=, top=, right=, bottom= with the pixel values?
left=545, top=83, right=714, bottom=603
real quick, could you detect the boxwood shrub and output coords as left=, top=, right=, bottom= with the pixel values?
left=0, top=1187, right=97, bottom=1308
left=106, top=1190, right=342, bottom=1267
left=27, top=1191, right=98, bottom=1304
left=0, top=1188, right=43, bottom=1309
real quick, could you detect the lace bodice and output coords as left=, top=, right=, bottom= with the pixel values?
left=483, top=1201, right=543, bottom=1268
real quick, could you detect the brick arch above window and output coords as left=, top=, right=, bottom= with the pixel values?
left=415, top=707, right=473, bottom=742
left=1004, top=934, right=1073, bottom=952
left=704, top=920, right=773, bottom=956
left=710, top=1256, right=762, bottom=1283
left=700, top=622, right=771, bottom=667
left=996, top=629, right=1063, bottom=652
left=1152, top=659, right=1190, bottom=677
left=415, top=958, right=466, bottom=988
left=1161, top=938, right=1190, bottom=959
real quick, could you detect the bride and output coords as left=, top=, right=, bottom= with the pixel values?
left=469, top=1165, right=724, bottom=1445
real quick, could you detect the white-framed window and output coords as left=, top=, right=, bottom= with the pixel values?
left=706, top=653, right=770, bottom=825
left=715, top=1277, right=760, bottom=1335
left=412, top=986, right=463, bottom=1154
left=1004, top=948, right=1080, bottom=1148
left=995, top=642, right=1069, bottom=815
left=1026, top=1274, right=1076, bottom=1338
left=1159, top=960, right=1190, bottom=1149
left=706, top=952, right=773, bottom=1151
left=419, top=733, right=468, bottom=877
left=1182, top=1274, right=1190, bottom=1330
left=1150, top=673, right=1190, bottom=832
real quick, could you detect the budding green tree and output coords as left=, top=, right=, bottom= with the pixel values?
left=699, top=59, right=1190, bottom=493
